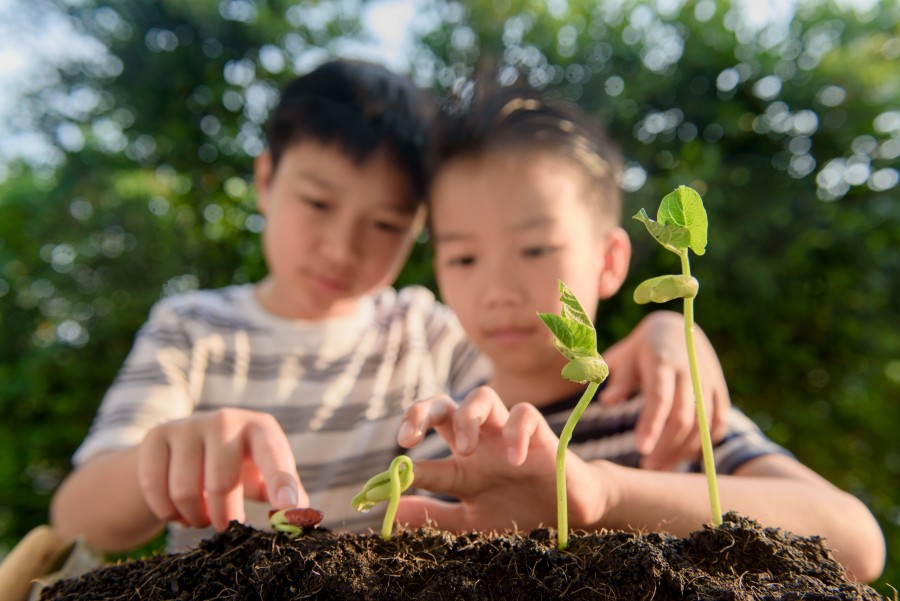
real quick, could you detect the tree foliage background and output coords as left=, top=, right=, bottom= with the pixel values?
left=0, top=0, right=897, bottom=591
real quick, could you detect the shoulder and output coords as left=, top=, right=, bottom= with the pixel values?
left=370, top=285, right=453, bottom=321
left=145, top=285, right=254, bottom=326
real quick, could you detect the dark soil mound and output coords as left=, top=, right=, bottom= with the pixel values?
left=40, top=512, right=883, bottom=600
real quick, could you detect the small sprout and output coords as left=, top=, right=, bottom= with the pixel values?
left=351, top=454, right=414, bottom=540
left=268, top=507, right=324, bottom=536
left=538, top=281, right=609, bottom=550
left=633, top=184, right=722, bottom=527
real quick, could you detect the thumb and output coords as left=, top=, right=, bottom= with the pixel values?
left=395, top=496, right=468, bottom=531
left=405, top=458, right=461, bottom=498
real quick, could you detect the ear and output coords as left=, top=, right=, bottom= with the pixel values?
left=254, top=151, right=274, bottom=215
left=596, top=226, right=631, bottom=300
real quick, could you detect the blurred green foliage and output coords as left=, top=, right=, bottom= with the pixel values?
left=0, top=0, right=897, bottom=591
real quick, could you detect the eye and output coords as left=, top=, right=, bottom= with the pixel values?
left=446, top=254, right=475, bottom=268
left=522, top=245, right=558, bottom=258
left=302, top=197, right=330, bottom=211
left=374, top=220, right=406, bottom=234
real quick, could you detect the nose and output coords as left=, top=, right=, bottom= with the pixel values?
left=479, top=257, right=523, bottom=309
left=319, top=215, right=359, bottom=267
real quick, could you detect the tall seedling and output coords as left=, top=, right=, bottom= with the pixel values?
left=538, top=282, right=610, bottom=550
left=633, top=185, right=722, bottom=526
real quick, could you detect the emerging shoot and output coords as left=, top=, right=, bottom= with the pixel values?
left=538, top=281, right=609, bottom=550
left=268, top=507, right=324, bottom=536
left=633, top=184, right=722, bottom=527
left=351, top=454, right=414, bottom=540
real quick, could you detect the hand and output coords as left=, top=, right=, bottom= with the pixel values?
left=395, top=387, right=604, bottom=532
left=137, top=408, right=307, bottom=531
left=599, top=310, right=729, bottom=470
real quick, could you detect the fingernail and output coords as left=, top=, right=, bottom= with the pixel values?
left=276, top=485, right=298, bottom=508
left=507, top=447, right=519, bottom=466
left=398, top=419, right=413, bottom=442
left=455, top=430, right=470, bottom=454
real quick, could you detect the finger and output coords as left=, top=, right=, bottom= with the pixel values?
left=655, top=430, right=702, bottom=471
left=504, top=403, right=544, bottom=466
left=597, top=343, right=635, bottom=405
left=203, top=421, right=245, bottom=531
left=245, top=414, right=309, bottom=509
left=453, top=387, right=509, bottom=455
left=641, top=375, right=693, bottom=469
left=137, top=429, right=181, bottom=523
left=398, top=395, right=457, bottom=449
left=633, top=361, right=675, bottom=456
left=395, top=495, right=468, bottom=531
left=404, top=458, right=461, bottom=497
left=708, top=383, right=731, bottom=445
left=167, top=434, right=211, bottom=527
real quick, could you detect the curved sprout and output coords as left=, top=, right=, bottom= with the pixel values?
left=351, top=454, right=414, bottom=540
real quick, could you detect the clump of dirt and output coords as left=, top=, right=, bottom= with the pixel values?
left=40, top=512, right=883, bottom=600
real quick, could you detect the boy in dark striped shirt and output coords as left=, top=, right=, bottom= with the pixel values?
left=396, top=79, right=885, bottom=582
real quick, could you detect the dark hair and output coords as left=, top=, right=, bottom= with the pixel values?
left=427, top=75, right=623, bottom=222
left=265, top=59, right=435, bottom=201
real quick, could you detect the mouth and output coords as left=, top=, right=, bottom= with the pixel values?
left=309, top=272, right=351, bottom=294
left=483, top=325, right=537, bottom=346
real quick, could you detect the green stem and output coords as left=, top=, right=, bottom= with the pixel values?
left=381, top=455, right=411, bottom=540
left=556, top=380, right=600, bottom=550
left=680, top=251, right=723, bottom=527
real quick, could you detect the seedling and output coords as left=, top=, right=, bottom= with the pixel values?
left=537, top=282, right=610, bottom=550
left=268, top=507, right=324, bottom=535
left=351, top=454, right=414, bottom=540
left=632, top=184, right=722, bottom=527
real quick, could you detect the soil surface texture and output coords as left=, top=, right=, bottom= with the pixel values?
left=40, top=512, right=883, bottom=600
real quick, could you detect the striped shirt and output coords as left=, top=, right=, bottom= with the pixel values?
left=539, top=387, right=792, bottom=473
left=415, top=384, right=790, bottom=476
left=73, top=284, right=489, bottom=550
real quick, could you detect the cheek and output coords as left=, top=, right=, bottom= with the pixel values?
left=435, top=267, right=469, bottom=314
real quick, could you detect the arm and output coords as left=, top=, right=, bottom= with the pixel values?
left=51, top=408, right=306, bottom=552
left=397, top=387, right=886, bottom=583
left=51, top=447, right=163, bottom=551
left=587, top=455, right=885, bottom=583
left=600, top=310, right=730, bottom=469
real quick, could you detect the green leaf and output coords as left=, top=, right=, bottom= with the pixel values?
left=633, top=274, right=699, bottom=304
left=537, top=280, right=608, bottom=385
left=537, top=313, right=597, bottom=360
left=658, top=186, right=708, bottom=256
left=537, top=281, right=598, bottom=357
left=633, top=186, right=709, bottom=256
left=633, top=208, right=692, bottom=254
left=557, top=281, right=594, bottom=329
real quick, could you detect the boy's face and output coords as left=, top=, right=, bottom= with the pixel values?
left=430, top=149, right=628, bottom=378
left=254, top=140, right=422, bottom=320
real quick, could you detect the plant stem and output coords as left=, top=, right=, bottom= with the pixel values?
left=556, top=380, right=600, bottom=550
left=381, top=455, right=411, bottom=540
left=680, top=251, right=723, bottom=527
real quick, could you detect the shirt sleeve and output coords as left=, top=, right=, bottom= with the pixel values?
left=710, top=406, right=795, bottom=475
left=72, top=296, right=197, bottom=466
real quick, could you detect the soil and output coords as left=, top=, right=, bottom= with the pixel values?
left=39, top=512, right=883, bottom=600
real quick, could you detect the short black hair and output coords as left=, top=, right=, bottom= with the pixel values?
left=427, top=74, right=623, bottom=222
left=265, top=59, right=435, bottom=201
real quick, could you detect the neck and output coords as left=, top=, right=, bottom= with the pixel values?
left=488, top=369, right=587, bottom=409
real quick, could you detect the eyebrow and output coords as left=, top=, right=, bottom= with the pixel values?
left=295, top=170, right=418, bottom=215
left=433, top=214, right=553, bottom=244
left=294, top=170, right=337, bottom=191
